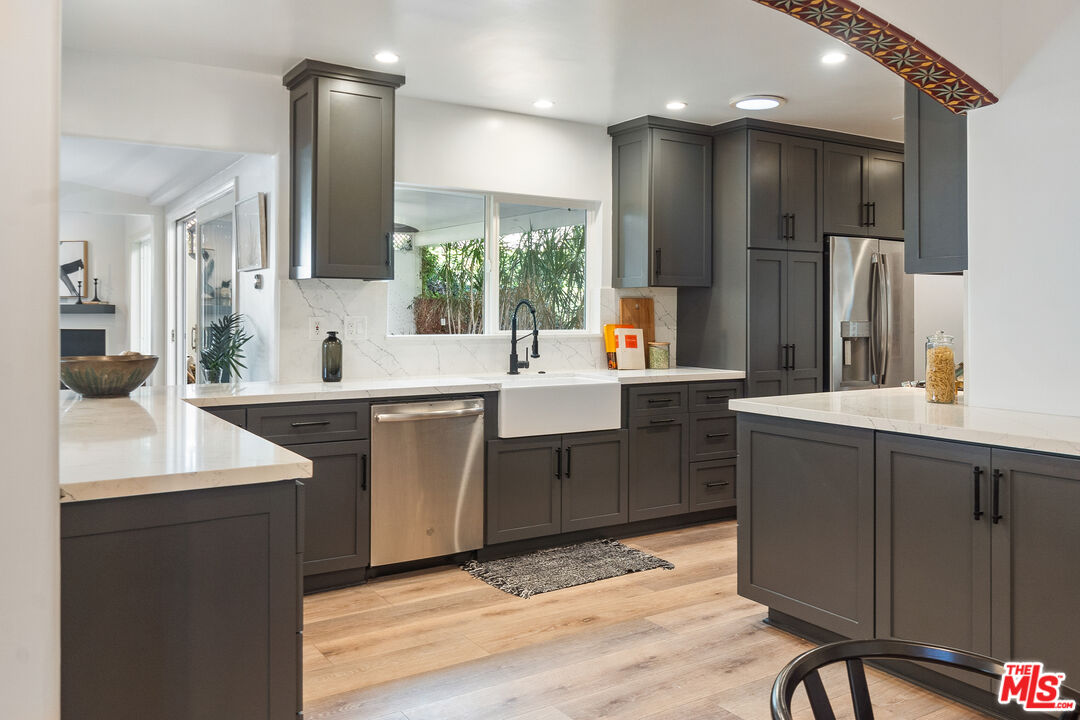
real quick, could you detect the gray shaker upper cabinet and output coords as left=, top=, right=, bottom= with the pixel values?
left=904, top=83, right=968, bottom=273
left=748, top=131, right=824, bottom=252
left=284, top=60, right=405, bottom=280
left=823, top=144, right=905, bottom=240
left=609, top=117, right=712, bottom=288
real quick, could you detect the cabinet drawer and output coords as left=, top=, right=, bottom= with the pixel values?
left=247, top=402, right=369, bottom=444
left=690, top=414, right=737, bottom=461
left=690, top=459, right=736, bottom=511
left=689, top=382, right=742, bottom=413
left=627, top=385, right=687, bottom=416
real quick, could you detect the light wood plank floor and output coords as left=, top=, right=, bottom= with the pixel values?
left=303, top=521, right=991, bottom=720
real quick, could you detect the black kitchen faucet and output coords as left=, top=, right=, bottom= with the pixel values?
left=508, top=299, right=540, bottom=374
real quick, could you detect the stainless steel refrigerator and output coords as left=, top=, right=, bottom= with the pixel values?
left=828, top=236, right=914, bottom=390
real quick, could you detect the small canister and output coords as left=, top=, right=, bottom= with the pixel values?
left=648, top=341, right=670, bottom=370
left=925, top=330, right=956, bottom=404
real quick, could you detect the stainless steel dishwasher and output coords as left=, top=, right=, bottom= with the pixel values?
left=370, top=397, right=485, bottom=566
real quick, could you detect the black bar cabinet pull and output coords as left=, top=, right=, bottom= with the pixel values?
left=650, top=418, right=675, bottom=425
left=706, top=433, right=731, bottom=439
left=870, top=202, right=877, bottom=227
left=385, top=232, right=393, bottom=266
left=705, top=481, right=731, bottom=488
left=704, top=394, right=730, bottom=400
left=862, top=202, right=870, bottom=227
left=992, top=469, right=1004, bottom=523
left=291, top=420, right=331, bottom=428
left=565, top=447, right=572, bottom=479
left=554, top=447, right=561, bottom=479
left=655, top=248, right=662, bottom=275
left=972, top=466, right=984, bottom=519
left=647, top=398, right=671, bottom=404
left=361, top=454, right=368, bottom=491
left=787, top=213, right=795, bottom=240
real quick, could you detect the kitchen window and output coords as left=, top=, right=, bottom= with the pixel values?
left=387, top=185, right=594, bottom=336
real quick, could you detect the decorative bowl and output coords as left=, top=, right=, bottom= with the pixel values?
left=60, top=354, right=159, bottom=398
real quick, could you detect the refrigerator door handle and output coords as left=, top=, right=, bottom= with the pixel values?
left=869, top=254, right=879, bottom=383
left=879, top=253, right=892, bottom=384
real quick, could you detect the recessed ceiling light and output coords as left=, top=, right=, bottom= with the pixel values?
left=666, top=100, right=688, bottom=111
left=533, top=99, right=555, bottom=110
left=374, top=51, right=399, bottom=64
left=731, top=95, right=786, bottom=111
left=821, top=51, right=848, bottom=65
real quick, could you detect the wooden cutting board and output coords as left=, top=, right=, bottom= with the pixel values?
left=619, top=296, right=655, bottom=350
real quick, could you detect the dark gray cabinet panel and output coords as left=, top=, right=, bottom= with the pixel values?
left=206, top=406, right=246, bottom=428
left=824, top=144, right=904, bottom=240
left=285, top=60, right=405, bottom=280
left=689, top=459, right=736, bottom=511
left=905, top=83, right=967, bottom=273
left=690, top=413, right=737, bottom=461
left=738, top=416, right=875, bottom=638
left=561, top=430, right=629, bottom=532
left=688, top=381, right=743, bottom=412
left=747, top=250, right=787, bottom=397
left=610, top=119, right=712, bottom=288
left=786, top=251, right=824, bottom=394
left=747, top=131, right=823, bottom=252
left=991, top=450, right=1080, bottom=685
left=486, top=436, right=562, bottom=544
left=62, top=481, right=300, bottom=720
left=628, top=413, right=690, bottom=521
left=747, top=250, right=822, bottom=396
left=247, top=401, right=369, bottom=444
left=875, top=434, right=992, bottom=687
left=288, top=440, right=369, bottom=576
left=627, top=384, right=687, bottom=416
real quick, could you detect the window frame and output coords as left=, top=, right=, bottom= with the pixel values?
left=391, top=183, right=601, bottom=338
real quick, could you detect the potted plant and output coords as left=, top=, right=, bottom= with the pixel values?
left=200, top=312, right=253, bottom=384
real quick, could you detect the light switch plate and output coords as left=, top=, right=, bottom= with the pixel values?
left=345, top=316, right=368, bottom=339
left=308, top=317, right=327, bottom=341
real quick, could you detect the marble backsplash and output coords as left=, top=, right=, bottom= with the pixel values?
left=278, top=280, right=677, bottom=381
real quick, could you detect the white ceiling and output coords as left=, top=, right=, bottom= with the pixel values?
left=61, top=0, right=905, bottom=140
left=60, top=136, right=244, bottom=205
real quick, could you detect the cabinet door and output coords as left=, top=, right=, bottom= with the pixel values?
left=876, top=434, right=992, bottom=684
left=868, top=150, right=905, bottom=240
left=486, top=437, right=562, bottom=544
left=561, top=430, right=629, bottom=532
left=628, top=414, right=689, bottom=521
left=612, top=127, right=650, bottom=288
left=738, top=416, right=875, bottom=638
left=823, top=143, right=868, bottom=236
left=746, top=249, right=787, bottom=397
left=786, top=251, right=823, bottom=394
left=314, top=78, right=395, bottom=279
left=991, top=450, right=1080, bottom=685
left=904, top=83, right=968, bottom=273
left=650, top=129, right=712, bottom=287
left=288, top=441, right=369, bottom=576
left=783, top=136, right=823, bottom=252
left=747, top=131, right=787, bottom=250
left=689, top=458, right=736, bottom=511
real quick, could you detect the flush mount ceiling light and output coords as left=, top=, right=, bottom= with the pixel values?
left=533, top=98, right=555, bottom=109
left=374, top=50, right=400, bottom=64
left=665, top=100, right=688, bottom=111
left=821, top=51, right=848, bottom=65
left=731, top=95, right=786, bottom=111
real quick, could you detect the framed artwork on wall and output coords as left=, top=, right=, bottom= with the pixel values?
left=235, top=192, right=267, bottom=272
left=60, top=240, right=88, bottom=298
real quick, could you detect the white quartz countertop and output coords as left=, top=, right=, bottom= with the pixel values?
left=181, top=367, right=746, bottom=407
left=730, top=387, right=1080, bottom=457
left=60, top=387, right=312, bottom=503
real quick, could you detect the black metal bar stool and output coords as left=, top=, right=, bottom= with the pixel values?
left=772, top=639, right=1079, bottom=720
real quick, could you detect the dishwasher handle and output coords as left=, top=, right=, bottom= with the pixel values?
left=374, top=407, right=484, bottom=423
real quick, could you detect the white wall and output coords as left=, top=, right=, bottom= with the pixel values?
left=913, top=275, right=966, bottom=380
left=0, top=0, right=60, bottom=717
left=965, top=2, right=1080, bottom=414
left=165, top=154, right=279, bottom=382
left=59, top=212, right=131, bottom=354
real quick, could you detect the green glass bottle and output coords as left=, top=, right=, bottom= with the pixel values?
left=322, top=331, right=342, bottom=382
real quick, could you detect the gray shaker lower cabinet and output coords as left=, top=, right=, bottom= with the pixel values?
left=737, top=415, right=874, bottom=638
left=875, top=434, right=993, bottom=688
left=61, top=481, right=301, bottom=720
left=991, top=449, right=1080, bottom=686
left=561, top=430, right=629, bottom=533
left=486, top=436, right=563, bottom=544
left=628, top=413, right=690, bottom=521
left=288, top=440, right=370, bottom=576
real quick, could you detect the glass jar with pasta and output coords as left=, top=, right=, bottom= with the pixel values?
left=925, top=330, right=957, bottom=404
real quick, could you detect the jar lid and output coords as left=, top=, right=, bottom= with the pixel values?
left=647, top=341, right=669, bottom=347
left=927, top=330, right=954, bottom=343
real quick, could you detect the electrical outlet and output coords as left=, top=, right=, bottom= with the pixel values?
left=345, top=316, right=368, bottom=339
left=308, top=317, right=327, bottom=341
